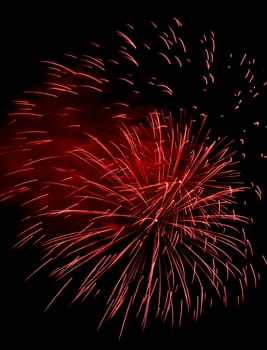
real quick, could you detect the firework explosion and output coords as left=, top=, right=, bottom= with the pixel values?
left=0, top=17, right=266, bottom=338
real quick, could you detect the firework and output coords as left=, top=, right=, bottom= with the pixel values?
left=0, top=17, right=266, bottom=338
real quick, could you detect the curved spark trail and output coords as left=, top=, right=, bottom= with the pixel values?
left=0, top=17, right=266, bottom=338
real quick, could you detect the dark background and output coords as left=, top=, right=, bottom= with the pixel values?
left=0, top=2, right=266, bottom=349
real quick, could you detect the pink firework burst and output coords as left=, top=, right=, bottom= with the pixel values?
left=0, top=16, right=266, bottom=338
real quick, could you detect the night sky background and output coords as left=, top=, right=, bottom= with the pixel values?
left=0, top=2, right=266, bottom=349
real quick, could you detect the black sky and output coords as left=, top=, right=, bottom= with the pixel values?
left=0, top=3, right=266, bottom=349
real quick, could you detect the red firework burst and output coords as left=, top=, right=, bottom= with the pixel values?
left=0, top=16, right=266, bottom=338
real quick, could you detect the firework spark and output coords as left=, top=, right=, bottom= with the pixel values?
left=0, top=17, right=266, bottom=338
